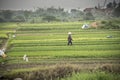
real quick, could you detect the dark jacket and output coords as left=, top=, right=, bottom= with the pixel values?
left=68, top=35, right=72, bottom=41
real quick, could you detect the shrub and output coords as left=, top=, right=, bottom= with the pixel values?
left=0, top=17, right=6, bottom=22
left=99, top=64, right=120, bottom=74
left=101, top=20, right=107, bottom=24
left=60, top=71, right=120, bottom=80
left=3, top=64, right=80, bottom=80
left=99, top=19, right=120, bottom=29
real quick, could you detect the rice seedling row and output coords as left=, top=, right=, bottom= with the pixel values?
left=5, top=22, right=120, bottom=64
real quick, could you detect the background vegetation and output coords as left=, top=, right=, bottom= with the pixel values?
left=0, top=1, right=120, bottom=23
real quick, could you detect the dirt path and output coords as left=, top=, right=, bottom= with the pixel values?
left=0, top=38, right=9, bottom=78
left=0, top=27, right=18, bottom=78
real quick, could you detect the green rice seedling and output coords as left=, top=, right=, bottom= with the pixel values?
left=1, top=22, right=120, bottom=80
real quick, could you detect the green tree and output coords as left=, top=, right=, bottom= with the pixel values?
left=42, top=15, right=59, bottom=22
left=113, top=0, right=117, bottom=8
left=84, top=12, right=94, bottom=20
left=24, top=10, right=31, bottom=21
left=106, top=2, right=113, bottom=8
left=12, top=15, right=25, bottom=22
left=0, top=17, right=5, bottom=22
left=113, top=2, right=120, bottom=17
left=2, top=10, right=13, bottom=21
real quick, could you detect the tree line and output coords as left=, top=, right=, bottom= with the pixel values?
left=0, top=1, right=120, bottom=23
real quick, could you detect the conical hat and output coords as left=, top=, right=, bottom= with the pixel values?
left=68, top=32, right=72, bottom=34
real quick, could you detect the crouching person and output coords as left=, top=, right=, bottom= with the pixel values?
left=0, top=49, right=7, bottom=58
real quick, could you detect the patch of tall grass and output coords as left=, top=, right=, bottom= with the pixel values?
left=61, top=71, right=120, bottom=80
left=3, top=64, right=80, bottom=80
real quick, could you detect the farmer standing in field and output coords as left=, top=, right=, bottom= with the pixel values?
left=67, top=32, right=72, bottom=45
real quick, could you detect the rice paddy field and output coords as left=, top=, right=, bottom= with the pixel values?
left=0, top=22, right=120, bottom=80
